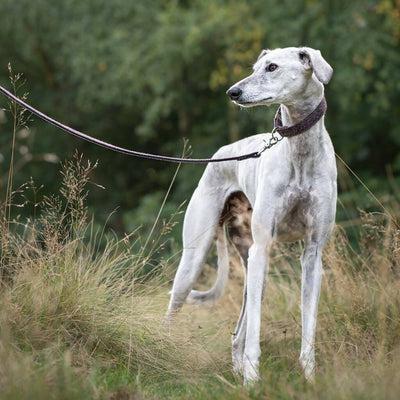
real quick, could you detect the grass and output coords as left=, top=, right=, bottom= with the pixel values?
left=1, top=72, right=400, bottom=399
left=1, top=160, right=399, bottom=400
left=0, top=152, right=226, bottom=399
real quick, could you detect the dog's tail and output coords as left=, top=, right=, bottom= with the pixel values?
left=186, top=225, right=229, bottom=306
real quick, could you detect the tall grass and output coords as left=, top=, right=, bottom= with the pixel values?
left=0, top=150, right=233, bottom=399
left=1, top=72, right=400, bottom=399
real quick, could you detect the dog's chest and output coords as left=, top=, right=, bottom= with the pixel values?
left=275, top=183, right=315, bottom=242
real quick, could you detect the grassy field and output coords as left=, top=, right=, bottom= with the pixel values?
left=1, top=152, right=400, bottom=400
left=1, top=78, right=400, bottom=399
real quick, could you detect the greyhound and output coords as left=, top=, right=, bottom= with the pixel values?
left=165, top=47, right=337, bottom=384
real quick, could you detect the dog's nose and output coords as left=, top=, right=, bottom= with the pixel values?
left=226, top=87, right=242, bottom=100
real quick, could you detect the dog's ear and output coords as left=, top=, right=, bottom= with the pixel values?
left=257, top=49, right=270, bottom=61
left=298, top=47, right=333, bottom=84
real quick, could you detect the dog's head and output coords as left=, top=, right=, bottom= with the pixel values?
left=226, top=47, right=333, bottom=107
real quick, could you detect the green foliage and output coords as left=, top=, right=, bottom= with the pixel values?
left=1, top=5, right=400, bottom=397
left=1, top=0, right=400, bottom=234
left=1, top=2, right=400, bottom=392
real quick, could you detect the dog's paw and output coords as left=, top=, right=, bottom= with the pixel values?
left=243, top=360, right=260, bottom=385
left=299, top=352, right=315, bottom=383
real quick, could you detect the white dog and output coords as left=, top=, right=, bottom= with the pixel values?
left=165, top=47, right=337, bottom=384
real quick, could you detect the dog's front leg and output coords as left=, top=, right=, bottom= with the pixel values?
left=299, top=240, right=324, bottom=382
left=243, top=230, right=272, bottom=384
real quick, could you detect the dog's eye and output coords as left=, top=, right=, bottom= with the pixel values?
left=266, top=63, right=278, bottom=72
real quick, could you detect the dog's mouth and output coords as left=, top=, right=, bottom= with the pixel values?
left=233, top=97, right=273, bottom=107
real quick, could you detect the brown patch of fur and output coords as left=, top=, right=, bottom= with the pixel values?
left=220, top=192, right=253, bottom=264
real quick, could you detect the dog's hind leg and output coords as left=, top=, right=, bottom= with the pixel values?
left=186, top=223, right=230, bottom=306
left=166, top=182, right=229, bottom=319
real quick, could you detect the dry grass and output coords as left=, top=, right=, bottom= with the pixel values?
left=0, top=152, right=233, bottom=399
left=1, top=72, right=399, bottom=398
left=1, top=153, right=400, bottom=399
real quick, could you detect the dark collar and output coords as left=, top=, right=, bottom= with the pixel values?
left=274, top=97, right=327, bottom=138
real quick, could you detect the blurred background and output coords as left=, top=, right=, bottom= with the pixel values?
left=1, top=0, right=399, bottom=244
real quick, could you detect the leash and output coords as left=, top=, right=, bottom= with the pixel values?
left=0, top=85, right=265, bottom=164
left=0, top=84, right=327, bottom=163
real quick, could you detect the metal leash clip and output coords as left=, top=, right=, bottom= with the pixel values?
left=257, top=129, right=283, bottom=156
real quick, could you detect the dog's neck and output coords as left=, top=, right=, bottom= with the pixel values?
left=274, top=97, right=326, bottom=138
left=280, top=79, right=324, bottom=127
left=278, top=82, right=327, bottom=183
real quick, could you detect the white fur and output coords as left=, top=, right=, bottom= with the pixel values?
left=165, top=47, right=337, bottom=384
